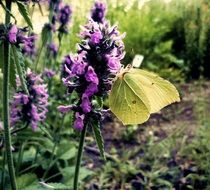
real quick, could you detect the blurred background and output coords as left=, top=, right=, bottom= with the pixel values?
left=1, top=0, right=210, bottom=189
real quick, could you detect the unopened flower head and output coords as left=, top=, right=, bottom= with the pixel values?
left=59, top=5, right=72, bottom=25
left=47, top=0, right=72, bottom=34
left=91, top=1, right=106, bottom=23
left=11, top=69, right=49, bottom=130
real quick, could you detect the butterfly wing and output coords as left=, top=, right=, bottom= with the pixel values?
left=129, top=68, right=180, bottom=113
left=109, top=75, right=150, bottom=125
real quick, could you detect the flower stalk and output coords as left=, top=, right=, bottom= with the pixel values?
left=73, top=124, right=87, bottom=190
left=2, top=0, right=18, bottom=189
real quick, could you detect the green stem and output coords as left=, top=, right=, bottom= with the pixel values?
left=16, top=142, right=25, bottom=174
left=19, top=164, right=38, bottom=175
left=45, top=172, right=61, bottom=182
left=73, top=124, right=87, bottom=190
left=3, top=0, right=17, bottom=189
left=1, top=150, right=6, bottom=190
left=0, top=1, right=17, bottom=23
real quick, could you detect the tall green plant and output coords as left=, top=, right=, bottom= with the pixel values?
left=2, top=0, right=18, bottom=189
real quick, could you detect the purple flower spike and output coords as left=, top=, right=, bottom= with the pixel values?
left=8, top=25, right=18, bottom=44
left=73, top=112, right=85, bottom=130
left=7, top=25, right=38, bottom=56
left=59, top=1, right=125, bottom=130
left=10, top=69, right=49, bottom=131
left=91, top=1, right=106, bottom=23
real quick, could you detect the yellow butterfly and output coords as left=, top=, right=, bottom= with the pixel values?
left=109, top=65, right=180, bottom=125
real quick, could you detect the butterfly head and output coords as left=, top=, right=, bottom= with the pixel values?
left=117, top=64, right=133, bottom=80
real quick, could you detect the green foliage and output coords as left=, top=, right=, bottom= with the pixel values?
left=16, top=173, right=37, bottom=189
left=91, top=120, right=106, bottom=161
left=11, top=45, right=28, bottom=94
left=10, top=53, right=17, bottom=89
left=16, top=1, right=33, bottom=29
left=164, top=0, right=210, bottom=80
left=35, top=24, right=52, bottom=70
left=25, top=182, right=71, bottom=190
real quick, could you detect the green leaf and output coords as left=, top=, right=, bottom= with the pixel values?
left=39, top=125, right=54, bottom=141
left=0, top=42, right=3, bottom=71
left=92, top=121, right=106, bottom=161
left=95, top=96, right=103, bottom=109
left=56, top=142, right=77, bottom=160
left=35, top=25, right=51, bottom=69
left=16, top=1, right=33, bottom=29
left=10, top=55, right=17, bottom=89
left=61, top=166, right=93, bottom=186
left=0, top=43, right=17, bottom=89
left=16, top=173, right=37, bottom=190
left=11, top=45, right=29, bottom=94
left=41, top=24, right=52, bottom=43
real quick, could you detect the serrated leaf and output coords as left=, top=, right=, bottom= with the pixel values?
left=0, top=43, right=17, bottom=89
left=0, top=42, right=3, bottom=71
left=16, top=1, right=33, bottom=29
left=10, top=55, right=17, bottom=89
left=23, top=182, right=72, bottom=190
left=92, top=121, right=106, bottom=161
left=22, top=184, right=44, bottom=190
left=95, top=96, right=103, bottom=108
left=40, top=182, right=72, bottom=190
left=16, top=173, right=37, bottom=190
left=35, top=25, right=51, bottom=69
left=11, top=45, right=29, bottom=94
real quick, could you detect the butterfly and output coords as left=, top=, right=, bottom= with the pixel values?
left=109, top=65, right=180, bottom=125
